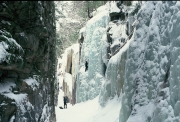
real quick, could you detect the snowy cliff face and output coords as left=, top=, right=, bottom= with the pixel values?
left=57, top=44, right=79, bottom=104
left=0, top=2, right=57, bottom=122
left=76, top=1, right=133, bottom=103
left=119, top=1, right=180, bottom=122
left=76, top=1, right=180, bottom=122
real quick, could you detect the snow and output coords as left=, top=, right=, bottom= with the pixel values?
left=65, top=17, right=80, bottom=24
left=126, top=102, right=155, bottom=122
left=110, top=31, right=134, bottom=64
left=79, top=27, right=85, bottom=34
left=109, top=1, right=120, bottom=13
left=64, top=73, right=72, bottom=92
left=9, top=115, right=15, bottom=122
left=0, top=77, right=37, bottom=121
left=71, top=43, right=79, bottom=54
left=91, top=1, right=121, bottom=16
left=40, top=104, right=50, bottom=122
left=3, top=92, right=34, bottom=117
left=56, top=23, right=121, bottom=122
left=3, top=93, right=27, bottom=104
left=0, top=41, right=10, bottom=62
left=55, top=1, right=180, bottom=122
left=56, top=1, right=131, bottom=121
left=0, top=30, right=23, bottom=63
left=55, top=89, right=121, bottom=122
left=24, top=77, right=39, bottom=91
left=0, top=81, right=16, bottom=93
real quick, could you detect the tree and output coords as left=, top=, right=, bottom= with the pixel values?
left=55, top=1, right=107, bottom=58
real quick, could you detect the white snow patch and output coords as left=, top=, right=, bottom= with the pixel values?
left=0, top=82, right=16, bottom=93
left=0, top=41, right=10, bottom=62
left=109, top=1, right=120, bottom=13
left=24, top=77, right=39, bottom=91
left=40, top=104, right=50, bottom=122
left=3, top=93, right=27, bottom=104
left=9, top=115, right=15, bottom=122
left=110, top=30, right=134, bottom=64
left=127, top=102, right=155, bottom=122
left=56, top=95, right=121, bottom=122
left=79, top=27, right=85, bottom=34
left=64, top=73, right=72, bottom=92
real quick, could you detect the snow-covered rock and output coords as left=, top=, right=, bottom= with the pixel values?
left=76, top=1, right=180, bottom=122
left=57, top=43, right=79, bottom=104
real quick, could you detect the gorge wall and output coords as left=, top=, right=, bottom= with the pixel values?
left=0, top=1, right=58, bottom=122
left=76, top=1, right=180, bottom=122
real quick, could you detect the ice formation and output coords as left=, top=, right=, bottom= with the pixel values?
left=64, top=1, right=180, bottom=122
left=76, top=3, right=110, bottom=102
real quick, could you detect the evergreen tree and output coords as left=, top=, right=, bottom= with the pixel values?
left=55, top=1, right=107, bottom=58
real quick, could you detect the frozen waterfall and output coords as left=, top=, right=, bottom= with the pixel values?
left=76, top=3, right=110, bottom=103
left=75, top=1, right=180, bottom=122
left=119, top=1, right=180, bottom=122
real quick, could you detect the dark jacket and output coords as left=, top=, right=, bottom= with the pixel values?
left=64, top=96, right=69, bottom=103
left=85, top=61, right=88, bottom=68
left=64, top=96, right=67, bottom=103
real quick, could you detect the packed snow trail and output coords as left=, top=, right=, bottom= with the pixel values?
left=55, top=89, right=121, bottom=122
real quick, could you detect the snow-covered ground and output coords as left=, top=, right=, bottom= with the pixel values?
left=55, top=89, right=121, bottom=122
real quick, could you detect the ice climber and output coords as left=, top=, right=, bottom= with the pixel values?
left=85, top=60, right=88, bottom=71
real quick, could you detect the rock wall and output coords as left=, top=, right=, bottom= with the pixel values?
left=0, top=1, right=57, bottom=122
left=57, top=44, right=79, bottom=105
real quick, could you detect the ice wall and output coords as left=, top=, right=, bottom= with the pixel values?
left=99, top=19, right=131, bottom=106
left=119, top=1, right=180, bottom=122
left=98, top=1, right=137, bottom=107
left=76, top=4, right=110, bottom=103
left=99, top=44, right=128, bottom=107
left=77, top=1, right=180, bottom=121
left=96, top=1, right=180, bottom=122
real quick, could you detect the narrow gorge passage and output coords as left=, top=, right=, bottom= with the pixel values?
left=1, top=1, right=180, bottom=122
left=55, top=89, right=121, bottom=122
